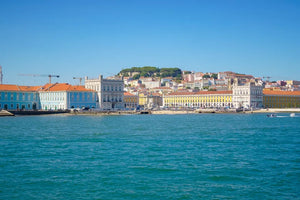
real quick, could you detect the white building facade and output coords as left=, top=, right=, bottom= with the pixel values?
left=39, top=83, right=97, bottom=110
left=85, top=75, right=124, bottom=110
left=232, top=81, right=263, bottom=109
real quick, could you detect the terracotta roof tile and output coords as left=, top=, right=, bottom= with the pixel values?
left=124, top=92, right=135, bottom=96
left=19, top=86, right=41, bottom=91
left=0, top=84, right=41, bottom=91
left=263, top=90, right=300, bottom=96
left=0, top=84, right=20, bottom=91
left=152, top=87, right=171, bottom=89
left=39, top=83, right=94, bottom=92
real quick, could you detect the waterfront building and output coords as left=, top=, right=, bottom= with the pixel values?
left=163, top=91, right=233, bottom=108
left=139, top=92, right=163, bottom=109
left=148, top=93, right=163, bottom=108
left=123, top=92, right=139, bottom=109
left=0, top=84, right=41, bottom=110
left=0, top=83, right=97, bottom=111
left=85, top=75, right=124, bottom=110
left=232, top=81, right=263, bottom=109
left=39, top=83, right=97, bottom=110
left=138, top=93, right=147, bottom=108
left=263, top=90, right=300, bottom=108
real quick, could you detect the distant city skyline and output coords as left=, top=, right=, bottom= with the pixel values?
left=1, top=0, right=299, bottom=85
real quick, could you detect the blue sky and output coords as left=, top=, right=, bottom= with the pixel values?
left=0, top=0, right=299, bottom=85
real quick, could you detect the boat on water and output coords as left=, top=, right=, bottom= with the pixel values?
left=267, top=113, right=277, bottom=118
left=290, top=113, right=296, bottom=117
left=0, top=110, right=15, bottom=117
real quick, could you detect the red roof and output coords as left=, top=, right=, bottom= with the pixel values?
left=151, top=92, right=162, bottom=96
left=124, top=92, right=135, bottom=96
left=0, top=83, right=95, bottom=92
left=0, top=84, right=41, bottom=91
left=153, top=87, right=172, bottom=89
left=263, top=90, right=300, bottom=96
left=39, top=83, right=94, bottom=92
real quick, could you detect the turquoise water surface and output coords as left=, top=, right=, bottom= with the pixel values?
left=0, top=114, right=299, bottom=199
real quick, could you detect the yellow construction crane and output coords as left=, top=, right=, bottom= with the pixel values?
left=19, top=74, right=60, bottom=84
left=73, top=77, right=83, bottom=85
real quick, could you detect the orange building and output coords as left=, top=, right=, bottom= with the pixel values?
left=263, top=90, right=300, bottom=108
left=123, top=92, right=138, bottom=109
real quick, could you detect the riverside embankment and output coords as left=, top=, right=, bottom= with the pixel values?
left=71, top=108, right=300, bottom=115
left=2, top=108, right=299, bottom=117
left=251, top=108, right=300, bottom=113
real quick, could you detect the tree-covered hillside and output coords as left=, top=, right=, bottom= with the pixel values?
left=119, top=66, right=182, bottom=78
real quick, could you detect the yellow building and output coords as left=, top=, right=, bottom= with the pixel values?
left=163, top=91, right=233, bottom=108
left=124, top=92, right=138, bottom=109
left=139, top=92, right=163, bottom=109
left=263, top=90, right=300, bottom=108
left=138, top=93, right=147, bottom=107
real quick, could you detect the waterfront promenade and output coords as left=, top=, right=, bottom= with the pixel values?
left=1, top=108, right=299, bottom=117
left=70, top=108, right=300, bottom=115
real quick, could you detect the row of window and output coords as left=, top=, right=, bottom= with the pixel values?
left=233, top=90, right=262, bottom=95
left=103, top=85, right=123, bottom=92
left=0, top=103, right=33, bottom=110
left=39, top=92, right=95, bottom=102
left=165, top=102, right=232, bottom=107
left=0, top=92, right=37, bottom=101
left=86, top=84, right=123, bottom=92
left=165, top=96, right=232, bottom=102
left=264, top=97, right=300, bottom=102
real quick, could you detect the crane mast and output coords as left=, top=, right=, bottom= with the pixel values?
left=73, top=77, right=83, bottom=85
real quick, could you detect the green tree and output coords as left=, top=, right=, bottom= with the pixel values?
left=211, top=73, right=218, bottom=79
left=132, top=74, right=140, bottom=80
left=160, top=68, right=182, bottom=78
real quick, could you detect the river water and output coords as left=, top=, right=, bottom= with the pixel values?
left=0, top=114, right=299, bottom=199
